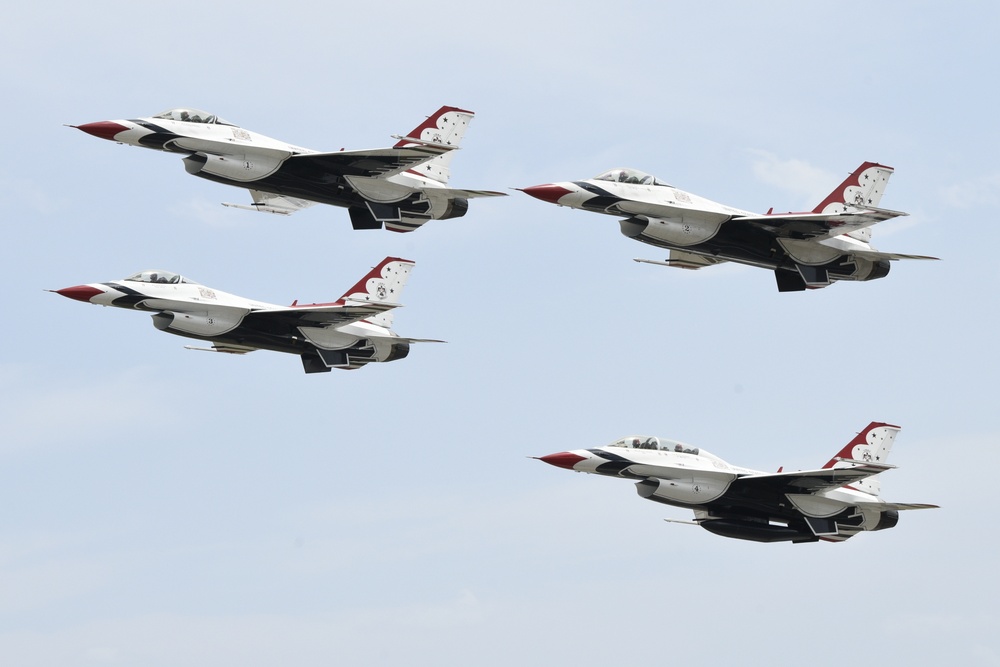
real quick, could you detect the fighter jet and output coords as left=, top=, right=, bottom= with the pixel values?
left=73, top=106, right=504, bottom=232
left=52, top=257, right=441, bottom=373
left=537, top=422, right=937, bottom=543
left=521, top=162, right=936, bottom=291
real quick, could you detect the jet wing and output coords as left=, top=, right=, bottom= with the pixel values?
left=735, top=206, right=907, bottom=240
left=427, top=187, right=507, bottom=199
left=848, top=248, right=940, bottom=262
left=635, top=250, right=728, bottom=270
left=222, top=189, right=318, bottom=215
left=857, top=501, right=940, bottom=511
left=282, top=145, right=453, bottom=181
left=731, top=461, right=894, bottom=496
left=244, top=300, right=401, bottom=329
left=184, top=343, right=257, bottom=354
left=389, top=336, right=446, bottom=343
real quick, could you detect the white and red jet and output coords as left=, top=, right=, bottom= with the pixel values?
left=522, top=162, right=936, bottom=291
left=73, top=106, right=504, bottom=232
left=538, top=422, right=937, bottom=543
left=52, top=257, right=441, bottom=374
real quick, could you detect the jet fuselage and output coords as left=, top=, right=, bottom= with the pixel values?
left=54, top=260, right=421, bottom=373
left=78, top=115, right=453, bottom=219
left=75, top=106, right=501, bottom=230
left=524, top=176, right=890, bottom=286
left=537, top=425, right=935, bottom=543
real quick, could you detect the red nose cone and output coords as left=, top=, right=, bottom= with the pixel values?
left=521, top=184, right=573, bottom=204
left=539, top=451, right=587, bottom=470
left=75, top=121, right=129, bottom=141
left=55, top=285, right=104, bottom=303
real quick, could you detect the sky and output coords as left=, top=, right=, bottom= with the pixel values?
left=1, top=1, right=998, bottom=665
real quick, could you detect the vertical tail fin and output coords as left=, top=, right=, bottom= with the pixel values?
left=812, top=162, right=895, bottom=242
left=822, top=422, right=901, bottom=496
left=338, top=257, right=415, bottom=328
left=393, top=106, right=475, bottom=185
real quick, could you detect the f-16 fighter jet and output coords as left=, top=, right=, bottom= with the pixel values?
left=522, top=162, right=936, bottom=291
left=52, top=257, right=441, bottom=373
left=537, top=422, right=936, bottom=543
left=73, top=106, right=504, bottom=231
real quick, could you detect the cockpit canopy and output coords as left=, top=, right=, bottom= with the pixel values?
left=124, top=270, right=195, bottom=285
left=594, top=168, right=670, bottom=186
left=152, top=108, right=233, bottom=126
left=608, top=435, right=709, bottom=457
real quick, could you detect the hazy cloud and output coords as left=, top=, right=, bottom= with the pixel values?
left=747, top=150, right=837, bottom=208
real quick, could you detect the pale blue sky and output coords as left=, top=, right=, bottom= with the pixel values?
left=1, top=2, right=997, bottom=665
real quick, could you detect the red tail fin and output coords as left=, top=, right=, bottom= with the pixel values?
left=812, top=162, right=895, bottom=214
left=823, top=422, right=901, bottom=469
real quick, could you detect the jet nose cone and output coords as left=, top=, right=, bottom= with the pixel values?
left=538, top=451, right=587, bottom=470
left=53, top=285, right=104, bottom=303
left=520, top=184, right=573, bottom=204
left=75, top=121, right=129, bottom=141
